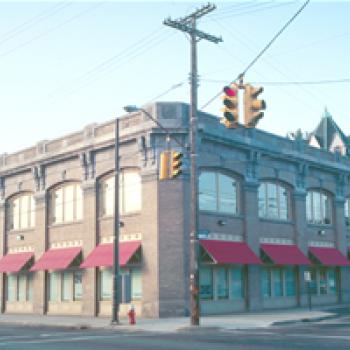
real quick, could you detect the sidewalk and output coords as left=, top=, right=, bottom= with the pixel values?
left=0, top=305, right=347, bottom=333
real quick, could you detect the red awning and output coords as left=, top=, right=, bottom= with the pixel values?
left=80, top=241, right=141, bottom=268
left=30, top=247, right=81, bottom=272
left=199, top=240, right=261, bottom=265
left=309, top=247, right=350, bottom=266
left=261, top=244, right=310, bottom=265
left=0, top=252, right=34, bottom=273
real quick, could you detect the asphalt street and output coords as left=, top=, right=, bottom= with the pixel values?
left=1, top=318, right=350, bottom=350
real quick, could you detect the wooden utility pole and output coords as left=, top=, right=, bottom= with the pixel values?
left=163, top=3, right=222, bottom=326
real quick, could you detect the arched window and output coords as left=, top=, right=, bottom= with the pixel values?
left=99, top=169, right=141, bottom=217
left=7, top=193, right=35, bottom=230
left=345, top=198, right=350, bottom=227
left=199, top=171, right=237, bottom=215
left=258, top=182, right=289, bottom=220
left=51, top=183, right=83, bottom=224
left=306, top=190, right=332, bottom=225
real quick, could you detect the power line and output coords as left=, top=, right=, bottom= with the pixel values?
left=0, top=2, right=104, bottom=59
left=206, top=2, right=294, bottom=22
left=202, top=78, right=350, bottom=86
left=0, top=2, right=73, bottom=46
left=201, top=0, right=310, bottom=110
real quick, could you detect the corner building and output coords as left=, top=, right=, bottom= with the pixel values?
left=1, top=102, right=350, bottom=318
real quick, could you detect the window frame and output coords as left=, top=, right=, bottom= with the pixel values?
left=344, top=198, right=350, bottom=227
left=198, top=171, right=238, bottom=216
left=7, top=193, right=36, bottom=231
left=199, top=265, right=245, bottom=301
left=47, top=270, right=83, bottom=302
left=306, top=190, right=332, bottom=225
left=262, top=266, right=297, bottom=299
left=99, top=169, right=142, bottom=218
left=51, top=182, right=83, bottom=225
left=258, top=182, right=290, bottom=221
left=6, top=273, right=33, bottom=302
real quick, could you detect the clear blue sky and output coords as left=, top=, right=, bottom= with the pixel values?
left=0, top=0, right=349, bottom=153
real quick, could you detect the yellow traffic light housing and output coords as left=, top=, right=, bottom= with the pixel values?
left=244, top=84, right=266, bottom=128
left=171, top=151, right=183, bottom=178
left=159, top=151, right=170, bottom=180
left=221, top=84, right=239, bottom=128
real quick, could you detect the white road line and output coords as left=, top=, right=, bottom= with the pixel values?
left=0, top=332, right=155, bottom=346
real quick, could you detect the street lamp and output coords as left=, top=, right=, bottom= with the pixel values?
left=111, top=117, right=120, bottom=325
left=123, top=105, right=199, bottom=325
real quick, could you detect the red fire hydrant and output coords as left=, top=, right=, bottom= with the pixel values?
left=128, top=305, right=136, bottom=325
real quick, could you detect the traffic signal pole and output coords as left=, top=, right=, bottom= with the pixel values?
left=163, top=3, right=222, bottom=326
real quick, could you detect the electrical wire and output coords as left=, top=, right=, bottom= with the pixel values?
left=0, top=2, right=74, bottom=46
left=206, top=2, right=294, bottom=22
left=201, top=78, right=350, bottom=86
left=201, top=0, right=310, bottom=111
left=0, top=2, right=104, bottom=59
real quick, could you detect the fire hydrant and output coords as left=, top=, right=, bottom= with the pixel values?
left=128, top=305, right=136, bottom=325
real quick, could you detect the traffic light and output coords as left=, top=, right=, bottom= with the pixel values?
left=221, top=83, right=239, bottom=128
left=244, top=84, right=266, bottom=128
left=171, top=151, right=183, bottom=178
left=159, top=151, right=170, bottom=180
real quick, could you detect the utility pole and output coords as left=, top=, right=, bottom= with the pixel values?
left=163, top=3, right=222, bottom=326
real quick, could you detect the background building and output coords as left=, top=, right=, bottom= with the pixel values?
left=0, top=102, right=350, bottom=318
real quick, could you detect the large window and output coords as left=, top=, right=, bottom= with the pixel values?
left=100, top=170, right=142, bottom=217
left=199, top=171, right=237, bottom=215
left=8, top=193, right=35, bottom=230
left=6, top=273, right=33, bottom=302
left=262, top=266, right=296, bottom=298
left=306, top=190, right=332, bottom=225
left=51, top=183, right=83, bottom=224
left=345, top=198, right=350, bottom=227
left=309, top=267, right=337, bottom=296
left=258, top=182, right=289, bottom=220
left=98, top=268, right=142, bottom=301
left=48, top=270, right=82, bottom=302
left=199, top=266, right=244, bottom=301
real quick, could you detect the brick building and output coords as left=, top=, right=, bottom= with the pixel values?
left=0, top=103, right=350, bottom=318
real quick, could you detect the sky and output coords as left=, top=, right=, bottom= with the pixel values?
left=0, top=0, right=349, bottom=153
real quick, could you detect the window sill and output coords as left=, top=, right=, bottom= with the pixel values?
left=49, top=220, right=83, bottom=228
left=307, top=223, right=333, bottom=229
left=7, top=228, right=35, bottom=234
left=98, top=211, right=142, bottom=221
left=199, top=210, right=243, bottom=219
left=259, top=218, right=293, bottom=225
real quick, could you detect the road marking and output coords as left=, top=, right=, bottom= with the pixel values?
left=0, top=332, right=156, bottom=346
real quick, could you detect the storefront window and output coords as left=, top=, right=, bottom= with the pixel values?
left=230, top=267, right=244, bottom=299
left=272, top=269, right=283, bottom=297
left=262, top=268, right=271, bottom=298
left=100, top=268, right=112, bottom=301
left=49, top=272, right=59, bottom=301
left=263, top=267, right=296, bottom=298
left=62, top=272, right=72, bottom=301
left=319, top=268, right=328, bottom=295
left=74, top=271, right=83, bottom=301
left=131, top=269, right=142, bottom=300
left=310, top=267, right=338, bottom=295
left=216, top=267, right=228, bottom=299
left=18, top=274, right=27, bottom=301
left=285, top=267, right=296, bottom=296
left=328, top=268, right=337, bottom=294
left=199, top=267, right=213, bottom=300
left=7, top=275, right=16, bottom=302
